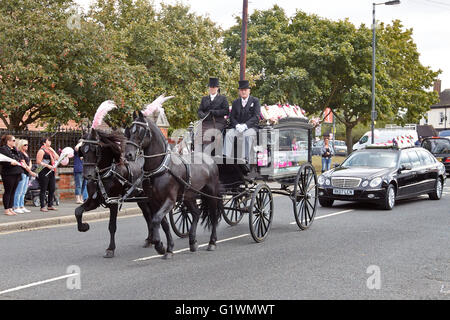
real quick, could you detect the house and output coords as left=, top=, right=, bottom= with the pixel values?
left=421, top=80, right=450, bottom=132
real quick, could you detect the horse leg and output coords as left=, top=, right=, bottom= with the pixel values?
left=161, top=216, right=175, bottom=259
left=138, top=202, right=153, bottom=248
left=184, top=199, right=201, bottom=252
left=75, top=196, right=99, bottom=232
left=206, top=197, right=219, bottom=252
left=104, top=204, right=118, bottom=258
left=150, top=199, right=175, bottom=255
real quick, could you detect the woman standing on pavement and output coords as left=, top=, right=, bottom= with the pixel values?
left=321, top=136, right=334, bottom=173
left=0, top=135, right=23, bottom=216
left=73, top=140, right=87, bottom=204
left=36, top=136, right=59, bottom=212
left=13, top=139, right=37, bottom=213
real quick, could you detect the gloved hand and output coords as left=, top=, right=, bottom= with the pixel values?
left=236, top=124, right=247, bottom=133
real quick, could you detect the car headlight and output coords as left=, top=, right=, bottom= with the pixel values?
left=369, top=177, right=382, bottom=188
left=325, top=178, right=331, bottom=185
left=318, top=176, right=325, bottom=185
left=362, top=180, right=369, bottom=187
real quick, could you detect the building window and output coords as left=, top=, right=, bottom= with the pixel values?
left=439, top=112, right=445, bottom=125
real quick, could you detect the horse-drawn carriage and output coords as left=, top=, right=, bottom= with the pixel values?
left=76, top=98, right=318, bottom=259
left=169, top=116, right=319, bottom=243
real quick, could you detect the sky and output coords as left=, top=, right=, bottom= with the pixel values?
left=75, top=0, right=450, bottom=91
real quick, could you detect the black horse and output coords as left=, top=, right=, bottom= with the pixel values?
left=74, top=128, right=174, bottom=258
left=125, top=111, right=221, bottom=255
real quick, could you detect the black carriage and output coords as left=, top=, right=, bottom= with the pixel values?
left=169, top=117, right=318, bottom=242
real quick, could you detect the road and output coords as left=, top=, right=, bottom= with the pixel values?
left=0, top=185, right=449, bottom=300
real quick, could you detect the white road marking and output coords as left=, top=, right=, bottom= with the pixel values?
left=289, top=209, right=355, bottom=224
left=133, top=234, right=250, bottom=262
left=0, top=273, right=79, bottom=296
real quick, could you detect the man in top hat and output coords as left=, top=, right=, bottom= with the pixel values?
left=197, top=77, right=229, bottom=147
left=224, top=80, right=261, bottom=163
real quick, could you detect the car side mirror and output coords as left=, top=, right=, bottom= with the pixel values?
left=399, top=164, right=412, bottom=172
left=333, top=163, right=340, bottom=168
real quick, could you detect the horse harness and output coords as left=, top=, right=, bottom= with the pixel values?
left=127, top=120, right=195, bottom=202
left=80, top=138, right=145, bottom=206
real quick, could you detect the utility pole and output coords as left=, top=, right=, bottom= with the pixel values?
left=240, top=0, right=248, bottom=81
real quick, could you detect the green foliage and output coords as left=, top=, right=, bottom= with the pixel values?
left=0, top=0, right=239, bottom=130
left=223, top=6, right=440, bottom=153
left=90, top=0, right=240, bottom=129
left=0, top=0, right=145, bottom=130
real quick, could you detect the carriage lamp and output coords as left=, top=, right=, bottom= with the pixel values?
left=369, top=177, right=382, bottom=188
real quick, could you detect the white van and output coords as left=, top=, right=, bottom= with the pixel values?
left=353, top=129, right=418, bottom=150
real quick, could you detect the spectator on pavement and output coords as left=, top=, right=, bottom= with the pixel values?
left=321, top=136, right=334, bottom=173
left=74, top=140, right=87, bottom=204
left=0, top=135, right=23, bottom=216
left=13, top=139, right=37, bottom=213
left=36, top=136, right=59, bottom=212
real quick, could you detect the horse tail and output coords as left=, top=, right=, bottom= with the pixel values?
left=200, top=192, right=222, bottom=230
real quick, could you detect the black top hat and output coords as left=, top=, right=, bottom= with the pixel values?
left=209, top=77, right=219, bottom=87
left=238, top=80, right=250, bottom=89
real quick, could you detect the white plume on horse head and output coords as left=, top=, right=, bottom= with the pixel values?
left=142, top=95, right=174, bottom=117
left=92, top=100, right=117, bottom=129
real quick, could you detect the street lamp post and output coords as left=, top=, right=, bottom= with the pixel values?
left=371, top=0, right=400, bottom=144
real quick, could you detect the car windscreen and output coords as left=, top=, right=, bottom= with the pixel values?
left=341, top=151, right=398, bottom=168
left=334, top=141, right=346, bottom=146
left=422, top=139, right=450, bottom=154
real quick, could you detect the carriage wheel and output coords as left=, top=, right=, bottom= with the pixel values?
left=169, top=202, right=192, bottom=238
left=248, top=184, right=273, bottom=243
left=293, top=163, right=318, bottom=230
left=222, top=195, right=246, bottom=226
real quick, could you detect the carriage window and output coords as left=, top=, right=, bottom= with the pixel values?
left=272, top=128, right=309, bottom=176
left=278, top=129, right=308, bottom=151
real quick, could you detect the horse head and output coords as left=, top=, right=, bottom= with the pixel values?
left=125, top=110, right=152, bottom=161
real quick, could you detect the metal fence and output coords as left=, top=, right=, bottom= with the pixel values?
left=0, top=129, right=83, bottom=167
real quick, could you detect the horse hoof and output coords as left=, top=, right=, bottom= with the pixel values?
left=189, top=242, right=198, bottom=252
left=155, top=242, right=166, bottom=255
left=78, top=223, right=90, bottom=232
left=162, top=252, right=174, bottom=260
left=143, top=239, right=152, bottom=248
left=103, top=250, right=114, bottom=258
left=207, top=244, right=216, bottom=251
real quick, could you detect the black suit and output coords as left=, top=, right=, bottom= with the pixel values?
left=198, top=94, right=229, bottom=130
left=229, top=96, right=261, bottom=129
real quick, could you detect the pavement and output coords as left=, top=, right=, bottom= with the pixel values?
left=0, top=200, right=141, bottom=234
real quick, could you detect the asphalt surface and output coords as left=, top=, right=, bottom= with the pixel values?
left=0, top=185, right=449, bottom=300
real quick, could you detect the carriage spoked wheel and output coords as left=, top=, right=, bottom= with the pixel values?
left=248, top=184, right=274, bottom=243
left=293, top=163, right=318, bottom=230
left=222, top=194, right=247, bottom=226
left=169, top=202, right=193, bottom=238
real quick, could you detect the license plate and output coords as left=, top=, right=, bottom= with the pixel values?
left=333, top=189, right=354, bottom=196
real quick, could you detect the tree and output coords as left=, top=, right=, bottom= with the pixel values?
left=0, top=0, right=146, bottom=130
left=90, top=0, right=241, bottom=128
left=223, top=6, right=440, bottom=152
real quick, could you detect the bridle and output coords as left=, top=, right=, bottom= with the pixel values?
left=80, top=138, right=115, bottom=181
left=126, top=119, right=169, bottom=160
left=126, top=118, right=172, bottom=179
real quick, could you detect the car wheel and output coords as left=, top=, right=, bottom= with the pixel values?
left=428, top=178, right=443, bottom=200
left=319, top=198, right=334, bottom=207
left=381, top=184, right=396, bottom=210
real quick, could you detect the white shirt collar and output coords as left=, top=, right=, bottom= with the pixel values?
left=210, top=93, right=217, bottom=101
left=241, top=97, right=249, bottom=107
